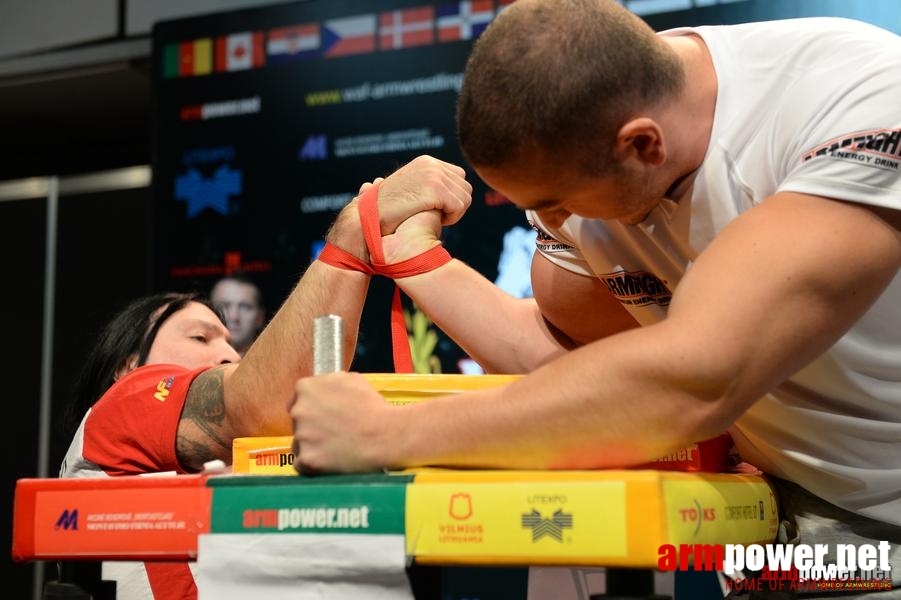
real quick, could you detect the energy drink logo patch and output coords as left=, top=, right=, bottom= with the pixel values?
left=601, top=270, right=671, bottom=307
left=529, top=221, right=574, bottom=253
left=802, top=128, right=901, bottom=171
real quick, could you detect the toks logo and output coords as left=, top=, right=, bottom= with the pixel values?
left=521, top=508, right=573, bottom=542
left=680, top=499, right=716, bottom=535
left=55, top=509, right=79, bottom=531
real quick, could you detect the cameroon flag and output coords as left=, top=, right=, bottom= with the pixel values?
left=162, top=38, right=212, bottom=78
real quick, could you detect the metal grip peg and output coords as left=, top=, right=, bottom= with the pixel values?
left=313, top=314, right=344, bottom=375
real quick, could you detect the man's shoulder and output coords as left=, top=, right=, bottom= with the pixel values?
left=99, top=364, right=210, bottom=406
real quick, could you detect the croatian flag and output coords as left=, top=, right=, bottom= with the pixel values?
left=379, top=6, right=435, bottom=50
left=267, top=23, right=320, bottom=62
left=321, top=14, right=376, bottom=58
left=437, top=1, right=494, bottom=41
left=215, top=31, right=264, bottom=72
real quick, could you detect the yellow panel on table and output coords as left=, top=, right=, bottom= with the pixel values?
left=232, top=373, right=731, bottom=475
left=406, top=469, right=779, bottom=568
left=232, top=373, right=520, bottom=474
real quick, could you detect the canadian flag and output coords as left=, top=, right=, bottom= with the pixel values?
left=216, top=31, right=265, bottom=72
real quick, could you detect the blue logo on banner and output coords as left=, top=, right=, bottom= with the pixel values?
left=299, top=134, right=328, bottom=160
left=174, top=165, right=243, bottom=218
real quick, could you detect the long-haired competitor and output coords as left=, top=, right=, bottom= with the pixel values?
left=58, top=156, right=471, bottom=600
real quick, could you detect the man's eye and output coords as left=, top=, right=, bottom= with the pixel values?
left=191, top=335, right=207, bottom=343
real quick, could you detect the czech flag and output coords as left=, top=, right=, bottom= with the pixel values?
left=321, top=14, right=377, bottom=58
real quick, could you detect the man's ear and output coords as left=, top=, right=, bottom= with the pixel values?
left=114, top=354, right=139, bottom=381
left=615, top=117, right=666, bottom=166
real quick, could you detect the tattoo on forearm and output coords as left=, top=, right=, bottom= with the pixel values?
left=177, top=367, right=230, bottom=469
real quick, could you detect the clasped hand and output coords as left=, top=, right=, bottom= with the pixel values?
left=291, top=155, right=473, bottom=473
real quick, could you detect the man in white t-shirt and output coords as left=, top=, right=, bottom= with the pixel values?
left=291, top=1, right=901, bottom=595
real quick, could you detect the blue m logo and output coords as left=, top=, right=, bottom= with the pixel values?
left=55, top=509, right=79, bottom=531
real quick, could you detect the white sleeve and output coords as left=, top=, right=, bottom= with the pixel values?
left=526, top=210, right=594, bottom=278
left=780, top=128, right=901, bottom=211
left=776, top=58, right=901, bottom=211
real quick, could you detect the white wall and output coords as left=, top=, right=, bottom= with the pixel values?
left=125, top=0, right=298, bottom=36
left=0, top=0, right=118, bottom=59
left=0, top=0, right=299, bottom=63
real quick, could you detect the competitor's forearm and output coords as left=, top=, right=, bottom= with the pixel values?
left=226, top=261, right=370, bottom=436
left=396, top=259, right=570, bottom=373
left=382, top=321, right=732, bottom=470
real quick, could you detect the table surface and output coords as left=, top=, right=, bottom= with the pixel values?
left=14, top=468, right=780, bottom=568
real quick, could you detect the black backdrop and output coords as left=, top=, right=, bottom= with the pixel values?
left=152, top=0, right=528, bottom=374
left=150, top=0, right=901, bottom=373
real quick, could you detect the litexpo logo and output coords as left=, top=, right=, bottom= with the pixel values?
left=521, top=508, right=573, bottom=542
left=658, top=542, right=894, bottom=592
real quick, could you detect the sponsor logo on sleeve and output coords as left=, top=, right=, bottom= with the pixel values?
left=600, top=269, right=671, bottom=307
left=529, top=221, right=574, bottom=253
left=153, top=376, right=176, bottom=402
left=802, top=128, right=901, bottom=172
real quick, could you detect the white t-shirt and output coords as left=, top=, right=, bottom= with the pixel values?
left=529, top=17, right=901, bottom=526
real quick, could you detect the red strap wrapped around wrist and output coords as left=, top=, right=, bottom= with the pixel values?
left=317, top=242, right=376, bottom=274
left=317, top=182, right=451, bottom=373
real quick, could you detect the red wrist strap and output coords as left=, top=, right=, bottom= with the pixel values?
left=317, top=243, right=376, bottom=274
left=318, top=183, right=451, bottom=373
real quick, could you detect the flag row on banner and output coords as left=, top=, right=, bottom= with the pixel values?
left=163, top=0, right=514, bottom=79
